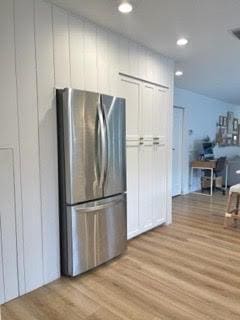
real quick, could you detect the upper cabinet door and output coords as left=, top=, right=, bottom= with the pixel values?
left=101, top=95, right=127, bottom=197
left=120, top=77, right=141, bottom=141
left=153, top=88, right=169, bottom=142
left=140, top=84, right=154, bottom=141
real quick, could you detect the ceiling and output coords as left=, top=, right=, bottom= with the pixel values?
left=51, top=0, right=240, bottom=105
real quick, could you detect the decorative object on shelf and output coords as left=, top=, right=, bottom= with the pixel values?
left=216, top=111, right=240, bottom=147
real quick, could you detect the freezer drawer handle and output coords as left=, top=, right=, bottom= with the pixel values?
left=74, top=198, right=124, bottom=213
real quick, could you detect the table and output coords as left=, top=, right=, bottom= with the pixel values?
left=190, top=160, right=228, bottom=196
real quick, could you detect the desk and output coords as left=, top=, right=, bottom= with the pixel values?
left=190, top=160, right=228, bottom=196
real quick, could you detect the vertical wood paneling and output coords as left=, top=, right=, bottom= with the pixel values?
left=146, top=50, right=154, bottom=82
left=97, top=28, right=109, bottom=94
left=0, top=0, right=173, bottom=304
left=129, top=41, right=140, bottom=78
left=139, top=46, right=147, bottom=80
left=69, top=14, right=84, bottom=89
left=0, top=217, right=4, bottom=304
left=108, top=31, right=119, bottom=96
left=119, top=36, right=129, bottom=74
left=35, top=0, right=60, bottom=284
left=0, top=149, right=19, bottom=302
left=14, top=0, right=43, bottom=292
left=0, top=0, right=25, bottom=296
left=52, top=5, right=70, bottom=88
left=84, top=21, right=97, bottom=92
left=152, top=52, right=160, bottom=84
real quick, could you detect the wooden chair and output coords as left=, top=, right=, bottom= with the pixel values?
left=224, top=170, right=240, bottom=228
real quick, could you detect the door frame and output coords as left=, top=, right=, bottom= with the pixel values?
left=173, top=106, right=188, bottom=195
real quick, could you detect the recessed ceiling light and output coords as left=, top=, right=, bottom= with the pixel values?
left=175, top=70, right=183, bottom=77
left=118, top=2, right=133, bottom=14
left=177, top=38, right=188, bottom=46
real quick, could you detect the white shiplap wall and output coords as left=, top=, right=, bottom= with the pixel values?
left=0, top=0, right=174, bottom=303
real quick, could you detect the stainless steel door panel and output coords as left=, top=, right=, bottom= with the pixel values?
left=58, top=88, right=104, bottom=204
left=101, top=95, right=126, bottom=197
left=64, top=194, right=127, bottom=276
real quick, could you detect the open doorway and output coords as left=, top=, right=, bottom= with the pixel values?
left=172, top=106, right=184, bottom=196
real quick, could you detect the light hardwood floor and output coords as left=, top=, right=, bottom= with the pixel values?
left=2, top=193, right=240, bottom=320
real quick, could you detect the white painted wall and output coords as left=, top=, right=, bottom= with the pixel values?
left=174, top=87, right=240, bottom=193
left=0, top=0, right=174, bottom=303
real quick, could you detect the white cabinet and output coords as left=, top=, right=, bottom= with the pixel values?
left=120, top=75, right=170, bottom=239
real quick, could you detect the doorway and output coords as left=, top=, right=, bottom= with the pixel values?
left=172, top=106, right=184, bottom=196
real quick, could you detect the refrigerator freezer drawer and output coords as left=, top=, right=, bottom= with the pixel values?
left=61, top=194, right=127, bottom=276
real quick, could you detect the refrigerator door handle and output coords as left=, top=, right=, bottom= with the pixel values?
left=72, top=198, right=123, bottom=213
left=97, top=99, right=107, bottom=191
left=101, top=100, right=109, bottom=186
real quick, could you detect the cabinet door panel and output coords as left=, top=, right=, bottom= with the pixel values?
left=120, top=78, right=140, bottom=140
left=126, top=145, right=139, bottom=239
left=154, top=88, right=169, bottom=141
left=141, top=84, right=154, bottom=140
left=153, top=145, right=167, bottom=226
left=139, top=145, right=153, bottom=232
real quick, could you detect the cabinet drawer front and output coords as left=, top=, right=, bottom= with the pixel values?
left=64, top=195, right=127, bottom=276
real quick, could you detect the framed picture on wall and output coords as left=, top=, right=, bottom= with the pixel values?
left=219, top=116, right=224, bottom=126
left=233, top=118, right=238, bottom=132
left=223, top=116, right=227, bottom=127
left=227, top=112, right=234, bottom=134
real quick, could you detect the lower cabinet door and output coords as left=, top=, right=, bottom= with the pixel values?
left=126, top=143, right=140, bottom=239
left=153, top=145, right=167, bottom=226
left=139, top=144, right=153, bottom=232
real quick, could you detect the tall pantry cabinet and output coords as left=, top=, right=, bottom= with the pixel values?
left=120, top=75, right=170, bottom=239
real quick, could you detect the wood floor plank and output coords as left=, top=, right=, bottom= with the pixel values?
left=2, top=193, right=240, bottom=319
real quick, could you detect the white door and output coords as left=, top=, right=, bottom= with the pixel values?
left=172, top=107, right=183, bottom=196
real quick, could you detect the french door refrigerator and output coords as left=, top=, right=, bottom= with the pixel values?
left=57, top=88, right=127, bottom=277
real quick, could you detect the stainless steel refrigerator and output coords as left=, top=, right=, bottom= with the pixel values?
left=57, top=88, right=127, bottom=277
